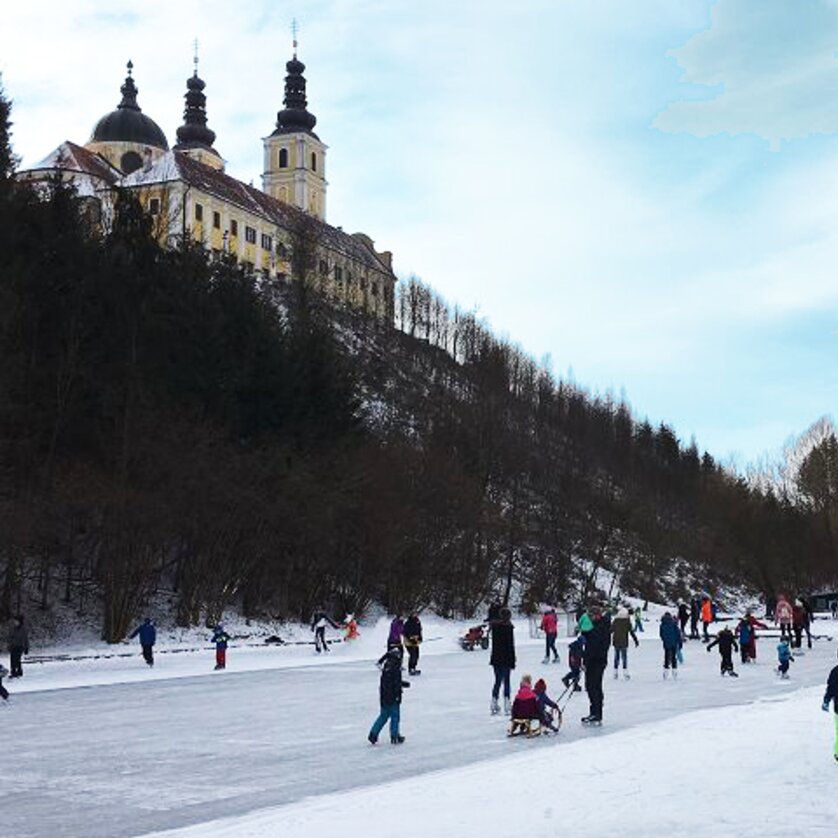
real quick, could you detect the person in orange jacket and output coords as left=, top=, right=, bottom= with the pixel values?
left=344, top=614, right=360, bottom=641
left=700, top=597, right=714, bottom=642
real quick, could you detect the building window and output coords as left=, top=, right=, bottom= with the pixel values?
left=319, top=259, right=329, bottom=276
left=371, top=282, right=379, bottom=296
left=245, top=226, right=257, bottom=244
left=276, top=272, right=287, bottom=283
left=230, top=219, right=238, bottom=237
left=149, top=198, right=160, bottom=215
left=279, top=148, right=288, bottom=168
left=276, top=241, right=287, bottom=258
left=261, top=233, right=273, bottom=251
left=360, top=276, right=368, bottom=290
left=334, top=266, right=343, bottom=282
left=346, top=272, right=353, bottom=285
left=213, top=211, right=221, bottom=229
left=195, top=203, right=203, bottom=222
left=311, top=152, right=317, bottom=172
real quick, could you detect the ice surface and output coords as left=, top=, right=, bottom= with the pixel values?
left=0, top=615, right=835, bottom=838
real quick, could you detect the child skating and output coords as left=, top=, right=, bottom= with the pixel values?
left=368, top=647, right=410, bottom=745
left=706, top=626, right=739, bottom=677
left=562, top=635, right=585, bottom=691
left=212, top=624, right=230, bottom=670
left=776, top=639, right=794, bottom=679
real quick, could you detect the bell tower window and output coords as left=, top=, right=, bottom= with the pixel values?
left=279, top=148, right=288, bottom=169
left=311, top=152, right=317, bottom=172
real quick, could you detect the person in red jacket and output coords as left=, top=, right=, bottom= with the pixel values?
left=743, top=610, right=767, bottom=661
left=540, top=607, right=560, bottom=664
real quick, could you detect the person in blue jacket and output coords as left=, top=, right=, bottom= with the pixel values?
left=369, top=646, right=410, bottom=745
left=129, top=617, right=156, bottom=667
left=212, top=624, right=230, bottom=670
left=659, top=612, right=682, bottom=679
left=822, top=650, right=838, bottom=762
left=776, top=639, right=794, bottom=679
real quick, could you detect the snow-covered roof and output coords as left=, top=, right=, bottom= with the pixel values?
left=22, top=141, right=122, bottom=195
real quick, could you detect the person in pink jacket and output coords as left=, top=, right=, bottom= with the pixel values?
left=775, top=596, right=793, bottom=641
left=540, top=607, right=560, bottom=664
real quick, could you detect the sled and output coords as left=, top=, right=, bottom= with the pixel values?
left=459, top=624, right=490, bottom=651
left=507, top=707, right=561, bottom=738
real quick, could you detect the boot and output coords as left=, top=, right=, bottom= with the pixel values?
left=663, top=668, right=669, bottom=680
left=542, top=657, right=550, bottom=665
left=503, top=697, right=511, bottom=716
left=391, top=735, right=405, bottom=744
left=490, top=698, right=500, bottom=715
left=623, top=671, right=630, bottom=680
left=368, top=732, right=378, bottom=745
left=613, top=670, right=619, bottom=680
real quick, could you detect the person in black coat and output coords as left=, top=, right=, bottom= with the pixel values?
left=8, top=615, right=29, bottom=678
left=403, top=613, right=423, bottom=676
left=822, top=650, right=838, bottom=761
left=707, top=626, right=739, bottom=676
left=689, top=598, right=700, bottom=640
left=677, top=602, right=689, bottom=636
left=489, top=606, right=516, bottom=715
left=368, top=647, right=410, bottom=744
left=581, top=605, right=611, bottom=724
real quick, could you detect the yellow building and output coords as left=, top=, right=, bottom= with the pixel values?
left=19, top=50, right=396, bottom=322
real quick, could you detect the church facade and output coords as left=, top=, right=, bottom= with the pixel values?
left=19, top=51, right=396, bottom=322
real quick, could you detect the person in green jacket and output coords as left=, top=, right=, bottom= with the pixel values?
left=611, top=607, right=640, bottom=679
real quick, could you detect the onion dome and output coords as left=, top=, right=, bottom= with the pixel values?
left=272, top=52, right=318, bottom=137
left=174, top=60, right=218, bottom=153
left=90, top=61, right=169, bottom=149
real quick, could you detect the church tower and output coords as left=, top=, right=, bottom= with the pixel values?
left=262, top=35, right=328, bottom=220
left=173, top=50, right=223, bottom=171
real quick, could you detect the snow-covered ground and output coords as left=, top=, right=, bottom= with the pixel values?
left=1, top=613, right=836, bottom=838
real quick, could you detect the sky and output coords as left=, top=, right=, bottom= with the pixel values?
left=1, top=0, right=837, bottom=469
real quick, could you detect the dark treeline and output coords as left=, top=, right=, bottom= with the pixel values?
left=0, top=87, right=835, bottom=640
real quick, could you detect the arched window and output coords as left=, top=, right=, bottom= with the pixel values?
left=311, top=152, right=317, bottom=172
left=278, top=148, right=288, bottom=169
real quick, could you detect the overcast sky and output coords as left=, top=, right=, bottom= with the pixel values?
left=2, top=0, right=836, bottom=468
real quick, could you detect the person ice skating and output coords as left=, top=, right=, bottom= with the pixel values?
left=581, top=604, right=610, bottom=725
left=387, top=614, right=405, bottom=651
left=487, top=599, right=502, bottom=624
left=821, top=650, right=838, bottom=761
left=800, top=597, right=814, bottom=649
left=540, top=606, right=560, bottom=664
left=659, top=612, right=682, bottom=679
left=736, top=617, right=753, bottom=665
left=632, top=605, right=644, bottom=634
left=689, top=597, right=701, bottom=639
left=533, top=677, right=560, bottom=732
left=775, top=595, right=793, bottom=642
left=0, top=662, right=9, bottom=703
left=212, top=624, right=230, bottom=670
left=562, top=635, right=585, bottom=691
left=677, top=601, right=689, bottom=636
left=700, top=596, right=714, bottom=642
left=343, top=613, right=360, bottom=641
left=368, top=646, right=410, bottom=745
left=776, top=638, right=794, bottom=679
left=489, top=606, right=516, bottom=715
left=706, top=626, right=739, bottom=677
left=311, top=609, right=339, bottom=653
left=129, top=617, right=156, bottom=667
left=742, top=609, right=767, bottom=661
left=403, top=612, right=423, bottom=675
left=611, top=606, right=639, bottom=679
left=7, top=614, right=29, bottom=678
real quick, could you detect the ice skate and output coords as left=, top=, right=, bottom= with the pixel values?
left=623, top=671, right=630, bottom=680
left=663, top=668, right=669, bottom=680
left=490, top=698, right=500, bottom=715
left=368, top=732, right=378, bottom=745
left=613, top=670, right=619, bottom=680
left=503, top=697, right=511, bottom=716
left=672, top=670, right=678, bottom=680
left=390, top=735, right=405, bottom=745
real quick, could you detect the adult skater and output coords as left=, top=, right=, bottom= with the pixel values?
left=822, top=650, right=838, bottom=762
left=689, top=597, right=701, bottom=639
left=489, top=606, right=516, bottom=715
left=707, top=625, right=739, bottom=677
left=129, top=617, right=156, bottom=667
left=581, top=604, right=611, bottom=725
left=0, top=662, right=9, bottom=703
left=7, top=614, right=29, bottom=678
left=540, top=606, right=560, bottom=664
left=775, top=595, right=793, bottom=641
left=677, top=601, right=689, bottom=636
left=700, top=596, right=714, bottom=642
left=387, top=613, right=405, bottom=651
left=801, top=596, right=814, bottom=649
left=742, top=609, right=767, bottom=661
left=368, top=647, right=410, bottom=745
left=310, top=609, right=339, bottom=653
left=659, top=611, right=682, bottom=679
left=487, top=599, right=502, bottom=624
left=610, top=606, right=638, bottom=679
left=403, top=612, right=423, bottom=675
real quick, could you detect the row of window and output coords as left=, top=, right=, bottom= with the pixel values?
left=276, top=148, right=318, bottom=172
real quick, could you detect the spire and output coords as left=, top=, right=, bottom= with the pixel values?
left=272, top=22, right=318, bottom=136
left=174, top=43, right=217, bottom=151
left=118, top=60, right=140, bottom=111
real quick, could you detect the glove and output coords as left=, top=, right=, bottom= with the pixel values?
left=823, top=701, right=831, bottom=712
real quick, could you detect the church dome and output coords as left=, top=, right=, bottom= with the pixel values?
left=90, top=61, right=169, bottom=150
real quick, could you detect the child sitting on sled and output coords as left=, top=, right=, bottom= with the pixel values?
left=508, top=675, right=540, bottom=735
left=534, top=677, right=560, bottom=732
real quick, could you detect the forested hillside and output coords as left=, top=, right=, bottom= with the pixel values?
left=1, top=85, right=835, bottom=641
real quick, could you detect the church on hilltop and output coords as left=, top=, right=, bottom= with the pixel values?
left=18, top=45, right=396, bottom=322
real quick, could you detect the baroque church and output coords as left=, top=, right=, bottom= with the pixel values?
left=18, top=47, right=396, bottom=322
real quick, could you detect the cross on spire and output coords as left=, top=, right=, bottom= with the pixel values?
left=292, top=18, right=299, bottom=57
left=193, top=38, right=199, bottom=75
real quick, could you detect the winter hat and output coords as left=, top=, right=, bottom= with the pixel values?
left=534, top=678, right=546, bottom=693
left=617, top=607, right=629, bottom=618
left=500, top=606, right=512, bottom=621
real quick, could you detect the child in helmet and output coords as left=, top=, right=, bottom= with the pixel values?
left=562, top=635, right=585, bottom=691
left=776, top=639, right=794, bottom=679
